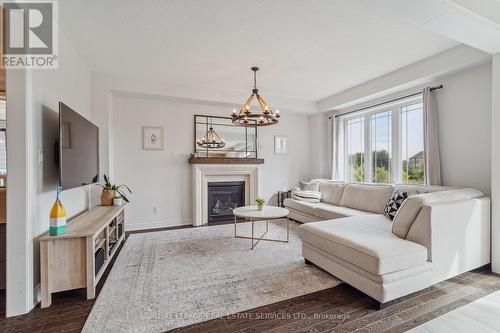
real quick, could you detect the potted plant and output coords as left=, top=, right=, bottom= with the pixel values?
left=113, top=196, right=124, bottom=207
left=256, top=197, right=265, bottom=211
left=98, top=174, right=132, bottom=206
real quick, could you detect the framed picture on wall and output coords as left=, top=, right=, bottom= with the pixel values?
left=142, top=126, right=164, bottom=150
left=274, top=135, right=288, bottom=155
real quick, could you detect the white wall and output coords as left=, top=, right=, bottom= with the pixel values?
left=436, top=63, right=492, bottom=194
left=112, top=94, right=310, bottom=230
left=308, top=112, right=331, bottom=179
left=491, top=53, right=500, bottom=273
left=318, top=45, right=489, bottom=112
left=6, top=30, right=92, bottom=316
left=89, top=72, right=316, bottom=187
left=311, top=62, right=492, bottom=194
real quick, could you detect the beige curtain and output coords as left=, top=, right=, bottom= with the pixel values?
left=423, top=87, right=442, bottom=185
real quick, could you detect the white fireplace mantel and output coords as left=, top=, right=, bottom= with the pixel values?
left=192, top=164, right=260, bottom=226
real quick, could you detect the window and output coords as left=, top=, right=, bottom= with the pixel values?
left=401, top=103, right=424, bottom=184
left=344, top=117, right=364, bottom=182
left=371, top=111, right=391, bottom=183
left=339, top=96, right=425, bottom=184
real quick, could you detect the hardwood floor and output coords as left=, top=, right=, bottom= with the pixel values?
left=170, top=267, right=500, bottom=333
left=1, top=226, right=499, bottom=333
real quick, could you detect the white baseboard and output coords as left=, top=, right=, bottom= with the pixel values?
left=126, top=219, right=192, bottom=231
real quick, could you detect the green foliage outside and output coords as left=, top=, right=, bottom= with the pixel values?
left=402, top=159, right=425, bottom=184
left=347, top=150, right=424, bottom=184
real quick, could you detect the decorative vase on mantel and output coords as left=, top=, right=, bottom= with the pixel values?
left=101, top=189, right=115, bottom=206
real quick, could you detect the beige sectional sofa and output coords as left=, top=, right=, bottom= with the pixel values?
left=285, top=180, right=491, bottom=308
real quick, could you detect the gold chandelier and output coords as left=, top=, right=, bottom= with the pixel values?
left=196, top=118, right=225, bottom=148
left=231, top=67, right=280, bottom=126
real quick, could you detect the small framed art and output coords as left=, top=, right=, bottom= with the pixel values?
left=142, top=126, right=164, bottom=150
left=274, top=135, right=288, bottom=155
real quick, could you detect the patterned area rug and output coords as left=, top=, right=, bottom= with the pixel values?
left=83, top=220, right=341, bottom=333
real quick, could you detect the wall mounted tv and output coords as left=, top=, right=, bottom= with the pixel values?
left=58, top=102, right=99, bottom=190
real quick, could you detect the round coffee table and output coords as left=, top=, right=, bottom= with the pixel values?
left=233, top=205, right=290, bottom=249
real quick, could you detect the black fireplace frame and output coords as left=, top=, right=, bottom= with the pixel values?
left=207, top=181, right=245, bottom=223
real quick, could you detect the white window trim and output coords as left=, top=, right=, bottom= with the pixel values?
left=337, top=95, right=424, bottom=184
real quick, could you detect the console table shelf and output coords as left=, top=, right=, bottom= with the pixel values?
left=39, top=205, right=126, bottom=308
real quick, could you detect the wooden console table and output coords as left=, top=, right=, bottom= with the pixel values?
left=39, top=205, right=126, bottom=308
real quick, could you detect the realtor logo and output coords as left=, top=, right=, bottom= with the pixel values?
left=1, top=0, right=58, bottom=69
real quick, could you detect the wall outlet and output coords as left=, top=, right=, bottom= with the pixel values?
left=153, top=206, right=159, bottom=214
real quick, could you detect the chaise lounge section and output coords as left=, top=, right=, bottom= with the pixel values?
left=285, top=180, right=491, bottom=307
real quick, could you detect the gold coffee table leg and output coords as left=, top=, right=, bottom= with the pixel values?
left=286, top=216, right=290, bottom=243
left=251, top=219, right=255, bottom=249
left=234, top=215, right=290, bottom=249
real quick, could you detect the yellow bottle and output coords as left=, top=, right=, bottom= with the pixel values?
left=49, top=187, right=66, bottom=236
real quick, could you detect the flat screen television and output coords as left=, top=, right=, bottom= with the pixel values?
left=58, top=102, right=99, bottom=190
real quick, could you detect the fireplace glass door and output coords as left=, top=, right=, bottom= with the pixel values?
left=208, top=181, right=245, bottom=222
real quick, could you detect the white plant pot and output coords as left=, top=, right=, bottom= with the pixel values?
left=113, top=198, right=123, bottom=207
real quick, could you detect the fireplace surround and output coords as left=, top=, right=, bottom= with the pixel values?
left=192, top=164, right=259, bottom=226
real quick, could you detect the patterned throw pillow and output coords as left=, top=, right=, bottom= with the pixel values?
left=384, top=190, right=408, bottom=221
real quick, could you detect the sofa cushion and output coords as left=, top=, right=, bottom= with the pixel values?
left=303, top=243, right=433, bottom=284
left=319, top=182, right=345, bottom=205
left=339, top=183, right=394, bottom=214
left=299, top=216, right=428, bottom=275
left=314, top=203, right=377, bottom=220
left=300, top=181, right=319, bottom=192
left=394, top=184, right=453, bottom=195
left=392, top=188, right=484, bottom=238
left=284, top=198, right=319, bottom=216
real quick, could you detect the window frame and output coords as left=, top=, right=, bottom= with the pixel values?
left=339, top=95, right=425, bottom=184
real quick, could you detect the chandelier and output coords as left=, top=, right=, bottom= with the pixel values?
left=196, top=118, right=225, bottom=148
left=231, top=67, right=280, bottom=126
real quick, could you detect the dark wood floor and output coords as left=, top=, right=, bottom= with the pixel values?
left=1, top=224, right=499, bottom=333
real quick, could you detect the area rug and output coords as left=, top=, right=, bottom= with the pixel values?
left=83, top=220, right=341, bottom=333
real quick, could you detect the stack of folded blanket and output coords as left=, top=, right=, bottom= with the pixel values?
left=292, top=188, right=322, bottom=203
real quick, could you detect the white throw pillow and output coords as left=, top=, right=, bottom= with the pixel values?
left=300, top=181, right=319, bottom=192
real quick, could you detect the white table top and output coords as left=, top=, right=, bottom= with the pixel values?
left=233, top=205, right=289, bottom=219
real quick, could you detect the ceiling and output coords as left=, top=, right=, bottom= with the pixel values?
left=59, top=0, right=458, bottom=102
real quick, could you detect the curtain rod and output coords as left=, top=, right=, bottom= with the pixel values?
left=332, top=84, right=443, bottom=119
